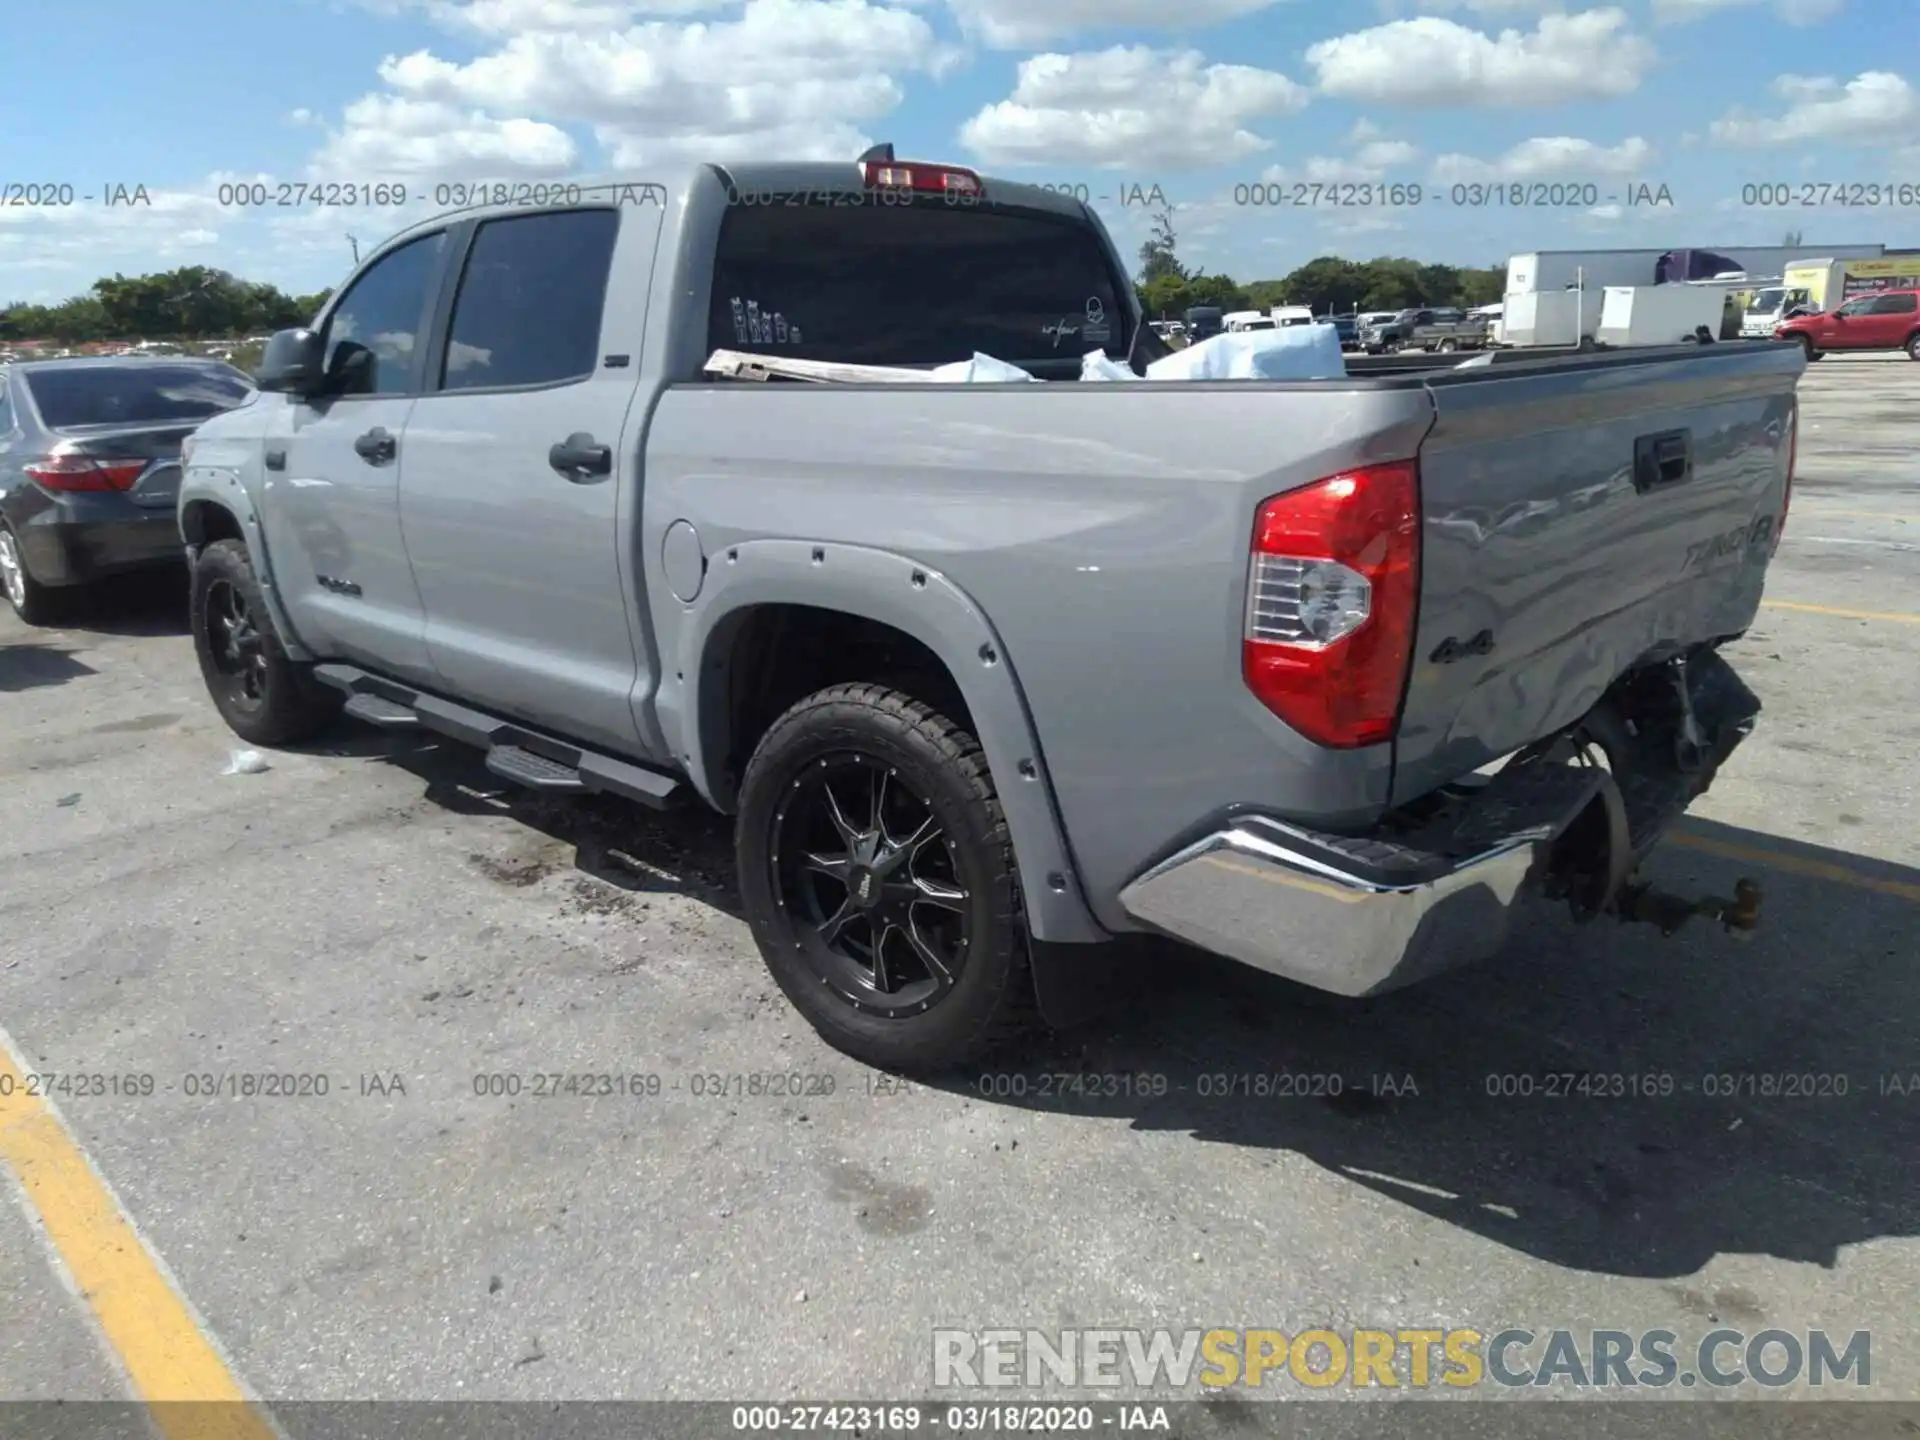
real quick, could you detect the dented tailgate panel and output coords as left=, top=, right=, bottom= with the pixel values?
left=1392, top=345, right=1802, bottom=807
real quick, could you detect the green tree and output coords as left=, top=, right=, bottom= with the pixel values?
left=1138, top=273, right=1194, bottom=320
left=1272, top=257, right=1368, bottom=313
left=1137, top=208, right=1186, bottom=285
left=1184, top=272, right=1249, bottom=311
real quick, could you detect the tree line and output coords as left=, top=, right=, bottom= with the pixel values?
left=1, top=267, right=333, bottom=343
left=3, top=215, right=1507, bottom=346
left=1135, top=210, right=1505, bottom=318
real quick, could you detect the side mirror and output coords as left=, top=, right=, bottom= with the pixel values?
left=254, top=328, right=328, bottom=395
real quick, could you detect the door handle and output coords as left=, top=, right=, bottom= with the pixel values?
left=1633, top=429, right=1692, bottom=492
left=548, top=432, right=612, bottom=478
left=264, top=447, right=286, bottom=471
left=353, top=427, right=397, bottom=463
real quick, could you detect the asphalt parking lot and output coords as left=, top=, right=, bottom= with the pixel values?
left=2, top=354, right=1916, bottom=1418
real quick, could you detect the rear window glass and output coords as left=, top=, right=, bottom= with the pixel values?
left=26, top=365, right=253, bottom=427
left=708, top=198, right=1127, bottom=369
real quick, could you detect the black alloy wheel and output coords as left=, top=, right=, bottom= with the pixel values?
left=202, top=574, right=269, bottom=713
left=771, top=752, right=971, bottom=1018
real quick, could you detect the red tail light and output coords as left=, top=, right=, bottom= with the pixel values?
left=1772, top=401, right=1796, bottom=556
left=861, top=159, right=983, bottom=199
left=24, top=455, right=149, bottom=492
left=1242, top=461, right=1421, bottom=748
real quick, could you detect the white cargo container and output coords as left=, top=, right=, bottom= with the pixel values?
left=1497, top=290, right=1600, bottom=347
left=1595, top=285, right=1730, bottom=347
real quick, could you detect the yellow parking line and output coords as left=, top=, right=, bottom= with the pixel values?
left=1762, top=599, right=1920, bottom=625
left=0, top=1032, right=276, bottom=1440
left=1669, top=831, right=1920, bottom=905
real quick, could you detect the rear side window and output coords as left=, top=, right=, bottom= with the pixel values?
left=1869, top=292, right=1918, bottom=313
left=708, top=199, right=1127, bottom=368
left=24, top=365, right=253, bottom=428
left=441, top=209, right=620, bottom=391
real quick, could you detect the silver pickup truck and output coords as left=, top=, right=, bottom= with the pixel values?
left=177, top=153, right=1802, bottom=1071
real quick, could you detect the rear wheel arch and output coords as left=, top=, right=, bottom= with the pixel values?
left=667, top=541, right=1106, bottom=944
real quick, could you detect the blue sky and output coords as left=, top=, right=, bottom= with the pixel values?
left=2, top=0, right=1914, bottom=303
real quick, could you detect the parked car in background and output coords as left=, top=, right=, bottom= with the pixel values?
left=1775, top=289, right=1920, bottom=360
left=0, top=356, right=255, bottom=623
left=1328, top=314, right=1358, bottom=349
left=1183, top=306, right=1225, bottom=341
left=1361, top=308, right=1488, bottom=354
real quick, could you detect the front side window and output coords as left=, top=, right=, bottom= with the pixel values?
left=440, top=209, right=619, bottom=391
left=324, top=231, right=447, bottom=396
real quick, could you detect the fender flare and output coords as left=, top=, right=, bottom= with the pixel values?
left=177, top=473, right=314, bottom=662
left=659, top=538, right=1106, bottom=944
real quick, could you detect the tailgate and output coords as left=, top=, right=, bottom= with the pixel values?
left=1391, top=344, right=1801, bottom=805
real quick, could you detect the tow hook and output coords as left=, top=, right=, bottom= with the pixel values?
left=1613, top=875, right=1763, bottom=940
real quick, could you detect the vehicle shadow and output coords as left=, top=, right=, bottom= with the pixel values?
left=931, top=815, right=1920, bottom=1280
left=316, top=721, right=1920, bottom=1279
left=351, top=730, right=741, bottom=916
left=65, top=566, right=190, bottom=637
left=0, top=642, right=97, bottom=692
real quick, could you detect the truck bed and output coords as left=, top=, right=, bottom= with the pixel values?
left=652, top=341, right=1801, bottom=935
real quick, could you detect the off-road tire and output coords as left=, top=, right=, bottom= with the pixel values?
left=190, top=539, right=341, bottom=746
left=736, top=683, right=1037, bottom=1073
left=0, top=523, right=63, bottom=626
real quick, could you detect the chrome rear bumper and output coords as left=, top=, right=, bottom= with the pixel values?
left=1117, top=814, right=1546, bottom=996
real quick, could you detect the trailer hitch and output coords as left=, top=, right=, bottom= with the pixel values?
left=1614, top=875, right=1763, bottom=940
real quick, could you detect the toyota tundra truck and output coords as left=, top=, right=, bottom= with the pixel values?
left=176, top=151, right=1802, bottom=1072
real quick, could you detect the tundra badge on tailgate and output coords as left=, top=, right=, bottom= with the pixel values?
left=1683, top=515, right=1775, bottom=573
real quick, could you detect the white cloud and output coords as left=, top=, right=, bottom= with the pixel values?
left=1586, top=202, right=1623, bottom=219
left=1432, top=135, right=1655, bottom=180
left=1709, top=71, right=1915, bottom=146
left=943, top=0, right=1285, bottom=49
left=1770, top=74, right=1837, bottom=103
left=1306, top=10, right=1655, bottom=106
left=1260, top=132, right=1419, bottom=184
left=313, top=0, right=956, bottom=175
left=309, top=95, right=578, bottom=176
left=1651, top=0, right=1841, bottom=24
left=423, top=0, right=732, bottom=33
left=1372, top=0, right=1567, bottom=12
left=959, top=45, right=1308, bottom=168
left=1776, top=0, right=1843, bottom=20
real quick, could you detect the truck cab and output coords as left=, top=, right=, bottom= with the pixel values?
left=1740, top=285, right=1814, bottom=338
